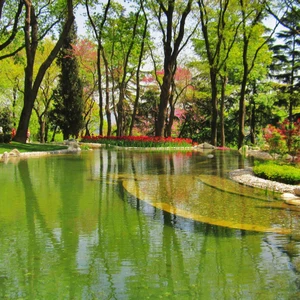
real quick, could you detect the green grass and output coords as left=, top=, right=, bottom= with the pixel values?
left=253, top=161, right=300, bottom=185
left=0, top=142, right=68, bottom=154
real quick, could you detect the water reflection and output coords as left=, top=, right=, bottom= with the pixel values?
left=0, top=149, right=299, bottom=298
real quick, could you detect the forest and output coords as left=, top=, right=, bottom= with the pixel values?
left=0, top=0, right=299, bottom=148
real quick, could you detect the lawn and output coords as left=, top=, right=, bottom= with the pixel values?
left=0, top=142, right=68, bottom=154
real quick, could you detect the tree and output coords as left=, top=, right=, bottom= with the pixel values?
left=150, top=0, right=195, bottom=137
left=129, top=0, right=149, bottom=136
left=196, top=0, right=241, bottom=146
left=33, top=39, right=60, bottom=143
left=13, top=0, right=74, bottom=143
left=0, top=107, right=13, bottom=135
left=0, top=52, right=24, bottom=128
left=0, top=0, right=24, bottom=60
left=85, top=0, right=111, bottom=136
left=72, top=38, right=99, bottom=136
left=52, top=21, right=84, bottom=140
left=237, top=0, right=275, bottom=149
left=269, top=8, right=300, bottom=122
left=115, top=9, right=142, bottom=136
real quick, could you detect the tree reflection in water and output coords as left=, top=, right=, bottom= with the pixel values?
left=0, top=149, right=299, bottom=299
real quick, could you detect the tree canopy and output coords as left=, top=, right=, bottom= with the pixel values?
left=0, top=0, right=299, bottom=147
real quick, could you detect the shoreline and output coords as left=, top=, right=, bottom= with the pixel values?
left=229, top=167, right=297, bottom=194
left=1, top=144, right=299, bottom=196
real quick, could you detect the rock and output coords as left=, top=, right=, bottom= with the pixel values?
left=207, top=154, right=214, bottom=158
left=9, top=149, right=20, bottom=157
left=196, top=142, right=215, bottom=149
left=282, top=192, right=300, bottom=205
left=294, top=187, right=300, bottom=196
left=203, top=142, right=215, bottom=149
left=281, top=193, right=300, bottom=200
left=285, top=199, right=300, bottom=206
left=2, top=152, right=9, bottom=159
left=67, top=141, right=81, bottom=151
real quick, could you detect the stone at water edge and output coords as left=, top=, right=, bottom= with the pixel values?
left=281, top=193, right=300, bottom=200
left=9, top=148, right=21, bottom=156
left=294, top=187, right=300, bottom=197
left=285, top=199, right=300, bottom=206
left=2, top=152, right=8, bottom=159
left=197, top=142, right=215, bottom=149
left=281, top=192, right=300, bottom=205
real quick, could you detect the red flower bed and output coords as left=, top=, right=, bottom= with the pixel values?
left=81, top=135, right=193, bottom=148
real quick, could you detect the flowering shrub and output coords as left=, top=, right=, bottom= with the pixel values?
left=263, top=118, right=300, bottom=161
left=278, top=118, right=300, bottom=158
left=263, top=124, right=287, bottom=158
left=81, top=135, right=193, bottom=148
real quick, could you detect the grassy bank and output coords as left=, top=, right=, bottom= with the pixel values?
left=0, top=142, right=68, bottom=154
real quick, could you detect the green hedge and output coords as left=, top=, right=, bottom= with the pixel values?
left=0, top=134, right=12, bottom=143
left=253, top=161, right=300, bottom=185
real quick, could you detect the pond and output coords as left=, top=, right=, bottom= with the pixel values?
left=0, top=148, right=300, bottom=299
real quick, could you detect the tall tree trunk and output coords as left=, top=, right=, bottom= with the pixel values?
left=156, top=64, right=173, bottom=137
left=85, top=119, right=91, bottom=136
left=249, top=82, right=257, bottom=144
left=85, top=0, right=111, bottom=136
left=15, top=2, right=37, bottom=143
left=116, top=86, right=125, bottom=136
left=219, top=74, right=227, bottom=147
left=97, top=45, right=104, bottom=136
left=129, top=2, right=147, bottom=136
left=38, top=118, right=46, bottom=143
left=210, top=72, right=218, bottom=146
left=13, top=0, right=74, bottom=143
left=50, top=125, right=58, bottom=142
left=116, top=9, right=141, bottom=137
left=102, top=49, right=111, bottom=136
left=238, top=76, right=247, bottom=149
left=198, top=0, right=240, bottom=146
left=238, top=21, right=249, bottom=149
left=238, top=0, right=268, bottom=149
left=166, top=103, right=175, bottom=137
left=249, top=100, right=256, bottom=144
left=155, top=0, right=193, bottom=137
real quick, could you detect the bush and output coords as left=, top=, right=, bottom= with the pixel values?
left=3, top=134, right=12, bottom=143
left=0, top=108, right=13, bottom=135
left=263, top=119, right=300, bottom=161
left=0, top=134, right=12, bottom=144
left=253, top=161, right=300, bottom=185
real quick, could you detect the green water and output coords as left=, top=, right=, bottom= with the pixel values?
left=0, top=149, right=300, bottom=299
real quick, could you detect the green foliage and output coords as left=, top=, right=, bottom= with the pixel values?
left=52, top=22, right=84, bottom=140
left=269, top=8, right=300, bottom=119
left=0, top=107, right=13, bottom=143
left=0, top=134, right=12, bottom=143
left=81, top=135, right=193, bottom=148
left=253, top=161, right=300, bottom=185
left=0, top=107, right=13, bottom=135
left=263, top=119, right=300, bottom=160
